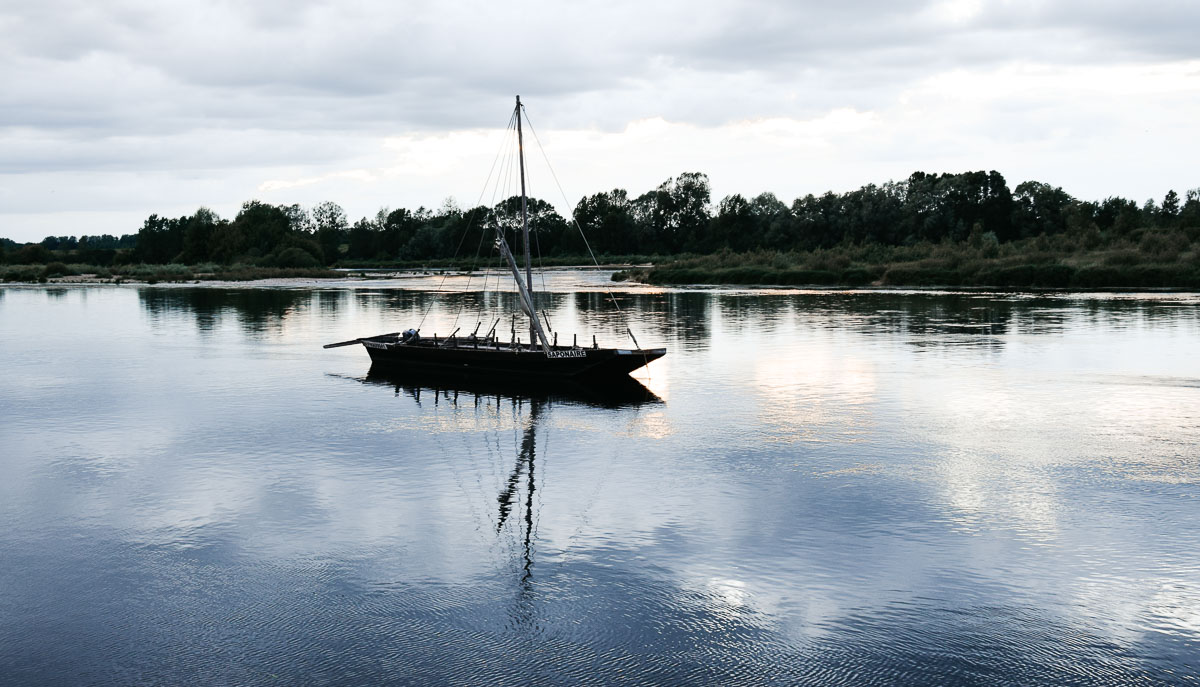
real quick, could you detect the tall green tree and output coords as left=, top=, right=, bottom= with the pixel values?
left=632, top=172, right=711, bottom=253
left=1095, top=196, right=1140, bottom=235
left=1012, top=181, right=1073, bottom=238
left=1161, top=190, right=1181, bottom=223
left=381, top=208, right=421, bottom=259
left=573, top=189, right=637, bottom=255
left=347, top=214, right=383, bottom=260
left=233, top=201, right=290, bottom=258
left=1180, top=189, right=1200, bottom=229
left=312, top=201, right=349, bottom=264
left=491, top=196, right=569, bottom=256
left=708, top=194, right=755, bottom=252
left=750, top=192, right=796, bottom=250
left=282, top=204, right=312, bottom=234
left=133, top=214, right=184, bottom=263
left=179, top=207, right=221, bottom=264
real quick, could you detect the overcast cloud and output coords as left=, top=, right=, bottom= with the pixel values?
left=1, top=0, right=1198, bottom=241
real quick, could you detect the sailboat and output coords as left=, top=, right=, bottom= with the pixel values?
left=325, top=96, right=666, bottom=381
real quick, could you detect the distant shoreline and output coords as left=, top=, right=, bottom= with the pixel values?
left=613, top=241, right=1200, bottom=291
left=3, top=265, right=1198, bottom=294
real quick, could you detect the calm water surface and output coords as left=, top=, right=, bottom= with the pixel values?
left=2, top=275, right=1199, bottom=685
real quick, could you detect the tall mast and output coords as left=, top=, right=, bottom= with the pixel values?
left=488, top=96, right=549, bottom=354
left=515, top=95, right=535, bottom=347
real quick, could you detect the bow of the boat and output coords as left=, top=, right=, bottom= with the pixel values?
left=579, top=347, right=666, bottom=377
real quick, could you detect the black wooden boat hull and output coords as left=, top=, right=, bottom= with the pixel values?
left=358, top=334, right=665, bottom=380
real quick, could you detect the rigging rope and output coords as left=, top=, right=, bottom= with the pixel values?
left=513, top=115, right=551, bottom=305
left=461, top=119, right=521, bottom=332
left=521, top=110, right=626, bottom=317
left=420, top=109, right=518, bottom=334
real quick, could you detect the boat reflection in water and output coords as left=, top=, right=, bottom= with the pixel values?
left=355, top=364, right=660, bottom=597
left=362, top=364, right=662, bottom=409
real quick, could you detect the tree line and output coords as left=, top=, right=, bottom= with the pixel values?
left=3, top=170, right=1197, bottom=268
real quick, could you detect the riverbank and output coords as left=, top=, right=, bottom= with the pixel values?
left=1, top=263, right=343, bottom=284
left=0, top=257, right=653, bottom=285
left=6, top=238, right=1199, bottom=290
left=613, top=238, right=1200, bottom=289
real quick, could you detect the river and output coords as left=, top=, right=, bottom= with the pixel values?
left=2, top=274, right=1198, bottom=685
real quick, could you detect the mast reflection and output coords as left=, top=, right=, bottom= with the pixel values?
left=350, top=365, right=657, bottom=626
left=495, top=400, right=540, bottom=584
left=350, top=365, right=660, bottom=587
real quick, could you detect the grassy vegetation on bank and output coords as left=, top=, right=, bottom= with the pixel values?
left=335, top=254, right=663, bottom=270
left=0, top=254, right=660, bottom=284
left=6, top=230, right=1200, bottom=290
left=614, top=229, right=1200, bottom=289
left=0, top=262, right=339, bottom=284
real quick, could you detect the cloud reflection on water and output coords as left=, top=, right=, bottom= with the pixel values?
left=2, top=281, right=1199, bottom=683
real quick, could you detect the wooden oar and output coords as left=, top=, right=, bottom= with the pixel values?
left=322, top=332, right=402, bottom=349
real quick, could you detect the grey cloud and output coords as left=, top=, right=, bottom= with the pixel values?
left=5, top=0, right=1197, bottom=132
left=0, top=126, right=376, bottom=175
left=1, top=0, right=1197, bottom=186
left=973, top=1, right=1200, bottom=61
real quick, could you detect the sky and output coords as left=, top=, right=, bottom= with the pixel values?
left=1, top=0, right=1198, bottom=243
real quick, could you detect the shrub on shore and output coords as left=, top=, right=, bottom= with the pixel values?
left=3, top=231, right=1197, bottom=289
left=1, top=262, right=339, bottom=284
left=640, top=234, right=1200, bottom=289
